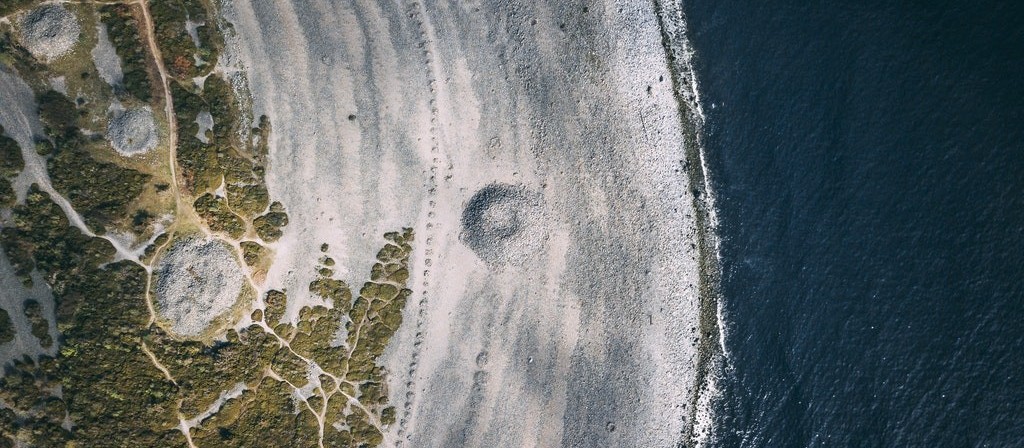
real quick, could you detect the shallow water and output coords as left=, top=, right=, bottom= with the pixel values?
left=686, top=1, right=1024, bottom=445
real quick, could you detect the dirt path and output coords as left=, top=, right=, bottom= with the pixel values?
left=136, top=0, right=186, bottom=222
left=140, top=340, right=177, bottom=385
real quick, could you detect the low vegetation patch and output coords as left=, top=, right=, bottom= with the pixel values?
left=0, top=126, right=22, bottom=208
left=0, top=126, right=23, bottom=179
left=44, top=110, right=151, bottom=232
left=150, top=0, right=222, bottom=80
left=253, top=201, right=288, bottom=242
left=193, top=193, right=246, bottom=239
left=0, top=309, right=13, bottom=345
left=98, top=4, right=152, bottom=101
left=22, top=300, right=50, bottom=349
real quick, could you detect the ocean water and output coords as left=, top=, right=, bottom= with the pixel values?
left=684, top=1, right=1024, bottom=446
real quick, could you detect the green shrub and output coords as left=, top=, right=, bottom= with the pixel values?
left=150, top=0, right=222, bottom=80
left=0, top=308, right=13, bottom=344
left=37, top=90, right=77, bottom=137
left=0, top=126, right=23, bottom=178
left=193, top=193, right=245, bottom=239
left=47, top=132, right=150, bottom=232
left=23, top=300, right=51, bottom=348
left=226, top=182, right=269, bottom=218
left=253, top=202, right=288, bottom=242
left=263, top=290, right=287, bottom=327
left=240, top=240, right=264, bottom=266
left=99, top=4, right=153, bottom=101
left=0, top=180, right=14, bottom=208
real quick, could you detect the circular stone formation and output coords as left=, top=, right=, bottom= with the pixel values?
left=107, top=107, right=158, bottom=155
left=19, top=4, right=81, bottom=62
left=461, top=183, right=544, bottom=265
left=155, top=237, right=246, bottom=337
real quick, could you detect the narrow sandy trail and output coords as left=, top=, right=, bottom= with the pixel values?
left=140, top=341, right=178, bottom=385
left=137, top=0, right=185, bottom=221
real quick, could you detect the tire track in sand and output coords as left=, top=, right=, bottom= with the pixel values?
left=395, top=1, right=446, bottom=445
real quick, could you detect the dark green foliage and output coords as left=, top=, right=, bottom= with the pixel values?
left=0, top=5, right=416, bottom=444
left=191, top=378, right=320, bottom=447
left=193, top=193, right=245, bottom=239
left=380, top=406, right=396, bottom=426
left=58, top=260, right=182, bottom=443
left=291, top=305, right=346, bottom=373
left=171, top=80, right=219, bottom=193
left=36, top=91, right=77, bottom=137
left=143, top=232, right=170, bottom=262
left=146, top=325, right=276, bottom=417
left=22, top=300, right=51, bottom=349
left=345, top=408, right=383, bottom=447
left=240, top=240, right=265, bottom=266
left=172, top=76, right=262, bottom=197
left=34, top=139, right=53, bottom=156
left=0, top=308, right=13, bottom=344
left=250, top=114, right=272, bottom=159
left=271, top=346, right=309, bottom=387
left=254, top=202, right=288, bottom=242
left=309, top=278, right=352, bottom=309
left=0, top=187, right=180, bottom=445
left=132, top=208, right=155, bottom=233
left=203, top=74, right=240, bottom=142
left=345, top=229, right=414, bottom=387
left=0, top=125, right=23, bottom=178
left=0, top=180, right=13, bottom=208
left=186, top=231, right=414, bottom=446
left=150, top=0, right=222, bottom=80
left=1, top=185, right=116, bottom=288
left=226, top=182, right=269, bottom=218
left=0, top=186, right=414, bottom=447
left=264, top=290, right=286, bottom=328
left=47, top=131, right=150, bottom=232
left=0, top=356, right=71, bottom=446
left=99, top=4, right=152, bottom=101
left=0, top=29, right=42, bottom=87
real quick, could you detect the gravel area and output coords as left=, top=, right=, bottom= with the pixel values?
left=155, top=237, right=245, bottom=337
left=18, top=4, right=80, bottom=62
left=107, top=107, right=158, bottom=155
left=195, top=110, right=213, bottom=143
left=91, top=23, right=124, bottom=87
left=460, top=183, right=545, bottom=266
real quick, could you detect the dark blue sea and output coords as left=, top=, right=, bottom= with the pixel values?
left=685, top=1, right=1024, bottom=446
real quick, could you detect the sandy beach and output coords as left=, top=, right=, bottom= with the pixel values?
left=220, top=0, right=706, bottom=446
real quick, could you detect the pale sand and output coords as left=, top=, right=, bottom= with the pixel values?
left=219, top=0, right=709, bottom=446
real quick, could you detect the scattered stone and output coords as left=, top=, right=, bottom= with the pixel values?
left=107, top=107, right=158, bottom=155
left=91, top=23, right=124, bottom=87
left=460, top=183, right=545, bottom=266
left=18, top=4, right=81, bottom=62
left=155, top=237, right=246, bottom=337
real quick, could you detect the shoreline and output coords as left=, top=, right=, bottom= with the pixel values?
left=652, top=0, right=726, bottom=446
